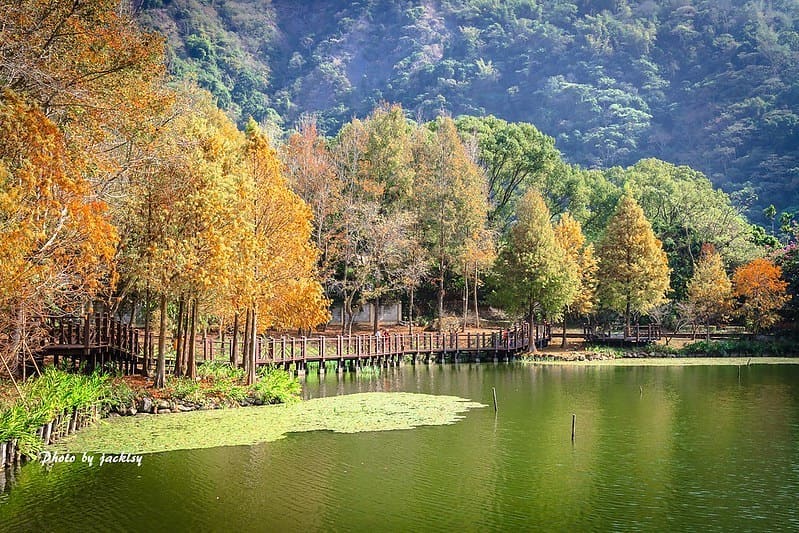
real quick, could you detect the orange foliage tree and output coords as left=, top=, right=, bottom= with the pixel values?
left=0, top=90, right=117, bottom=376
left=0, top=0, right=167, bottom=150
left=1, top=0, right=169, bottom=379
left=281, top=116, right=342, bottom=295
left=732, top=258, right=788, bottom=333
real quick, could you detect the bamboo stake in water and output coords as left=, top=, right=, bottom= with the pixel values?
left=492, top=387, right=498, bottom=412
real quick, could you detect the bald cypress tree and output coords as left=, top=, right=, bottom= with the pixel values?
left=597, top=193, right=670, bottom=333
left=687, top=244, right=733, bottom=340
left=492, top=190, right=579, bottom=350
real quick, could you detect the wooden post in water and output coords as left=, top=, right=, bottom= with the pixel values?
left=492, top=387, right=498, bottom=412
left=571, top=413, right=576, bottom=442
left=320, top=336, right=326, bottom=373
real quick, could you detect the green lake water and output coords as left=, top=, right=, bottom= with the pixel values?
left=1, top=361, right=798, bottom=532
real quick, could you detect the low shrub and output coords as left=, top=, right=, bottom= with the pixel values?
left=197, top=360, right=245, bottom=381
left=679, top=339, right=796, bottom=357
left=166, top=376, right=205, bottom=404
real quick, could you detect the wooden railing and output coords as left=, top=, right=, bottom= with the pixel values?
left=583, top=323, right=662, bottom=344
left=36, top=315, right=551, bottom=375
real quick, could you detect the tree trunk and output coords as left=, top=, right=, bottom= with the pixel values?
left=231, top=312, right=239, bottom=366
left=561, top=315, right=567, bottom=348
left=187, top=298, right=197, bottom=380
left=181, top=300, right=190, bottom=375
left=438, top=259, right=445, bottom=333
left=340, top=291, right=347, bottom=335
left=344, top=293, right=355, bottom=336
left=143, top=286, right=151, bottom=377
left=408, top=287, right=414, bottom=335
left=174, top=295, right=184, bottom=377
left=243, top=307, right=252, bottom=375
left=706, top=321, right=711, bottom=341
left=10, top=306, right=23, bottom=378
left=462, top=263, right=468, bottom=332
left=625, top=298, right=631, bottom=339
left=155, top=294, right=167, bottom=388
left=373, top=296, right=380, bottom=334
left=248, top=307, right=257, bottom=385
left=528, top=303, right=537, bottom=353
left=474, top=265, right=480, bottom=329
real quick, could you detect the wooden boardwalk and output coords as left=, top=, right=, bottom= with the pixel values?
left=33, top=315, right=142, bottom=376
left=583, top=324, right=662, bottom=345
left=35, top=314, right=551, bottom=376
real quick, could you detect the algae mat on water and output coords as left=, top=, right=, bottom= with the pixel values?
left=51, top=393, right=486, bottom=454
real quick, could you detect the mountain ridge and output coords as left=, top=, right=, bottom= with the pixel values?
left=136, top=0, right=799, bottom=221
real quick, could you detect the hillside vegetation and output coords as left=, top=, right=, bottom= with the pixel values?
left=136, top=0, right=799, bottom=220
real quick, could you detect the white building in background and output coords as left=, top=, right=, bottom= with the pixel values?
left=328, top=302, right=402, bottom=326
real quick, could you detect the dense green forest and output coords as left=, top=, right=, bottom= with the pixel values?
left=135, top=0, right=799, bottom=221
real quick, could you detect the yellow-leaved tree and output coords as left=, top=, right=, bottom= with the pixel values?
left=116, top=88, right=250, bottom=385
left=686, top=244, right=733, bottom=340
left=554, top=212, right=598, bottom=346
left=239, top=119, right=328, bottom=384
left=597, top=193, right=670, bottom=333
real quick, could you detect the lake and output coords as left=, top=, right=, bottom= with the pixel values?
left=1, top=361, right=798, bottom=531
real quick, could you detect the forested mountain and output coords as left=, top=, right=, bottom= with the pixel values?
left=135, top=0, right=799, bottom=220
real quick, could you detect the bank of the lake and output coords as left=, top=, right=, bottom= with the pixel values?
left=0, top=363, right=304, bottom=471
left=528, top=355, right=799, bottom=366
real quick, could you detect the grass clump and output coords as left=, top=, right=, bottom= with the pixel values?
left=0, top=367, right=114, bottom=456
left=153, top=364, right=300, bottom=407
left=165, top=376, right=205, bottom=404
left=252, top=366, right=301, bottom=405
left=104, top=379, right=137, bottom=410
left=197, top=360, right=245, bottom=381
